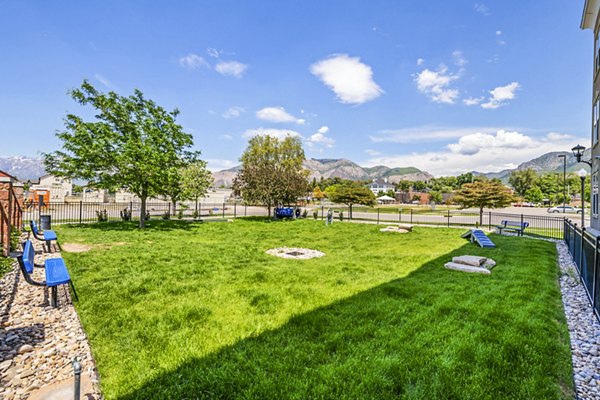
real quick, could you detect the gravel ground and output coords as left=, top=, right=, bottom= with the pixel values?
left=0, top=237, right=100, bottom=399
left=557, top=240, right=600, bottom=399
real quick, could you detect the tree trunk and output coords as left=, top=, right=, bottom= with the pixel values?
left=349, top=204, right=353, bottom=219
left=479, top=206, right=483, bottom=226
left=195, top=197, right=198, bottom=214
left=140, top=196, right=147, bottom=228
left=172, top=199, right=177, bottom=216
left=267, top=205, right=272, bottom=218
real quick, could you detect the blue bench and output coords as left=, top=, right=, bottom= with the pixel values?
left=495, top=220, right=529, bottom=236
left=275, top=207, right=294, bottom=218
left=16, top=240, right=78, bottom=307
left=30, top=220, right=61, bottom=252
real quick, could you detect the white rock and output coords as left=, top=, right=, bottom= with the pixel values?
left=444, top=262, right=491, bottom=274
left=452, top=255, right=487, bottom=267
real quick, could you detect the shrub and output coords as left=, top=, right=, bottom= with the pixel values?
left=161, top=211, right=171, bottom=220
left=96, top=209, right=108, bottom=222
left=120, top=208, right=132, bottom=221
left=313, top=210, right=318, bottom=220
left=10, top=226, right=21, bottom=252
left=339, top=211, right=344, bottom=221
left=145, top=211, right=151, bottom=221
left=177, top=210, right=184, bottom=220
left=0, top=255, right=13, bottom=277
left=302, top=209, right=308, bottom=218
left=192, top=210, right=200, bottom=220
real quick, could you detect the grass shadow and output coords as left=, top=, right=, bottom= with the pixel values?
left=60, top=220, right=198, bottom=233
left=116, top=239, right=573, bottom=400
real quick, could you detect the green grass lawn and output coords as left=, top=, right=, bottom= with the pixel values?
left=55, top=219, right=573, bottom=399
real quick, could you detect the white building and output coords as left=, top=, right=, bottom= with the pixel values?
left=31, top=174, right=73, bottom=202
left=368, top=179, right=395, bottom=196
left=83, top=188, right=109, bottom=203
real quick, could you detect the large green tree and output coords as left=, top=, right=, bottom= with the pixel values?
left=44, top=81, right=199, bottom=228
left=508, top=169, right=538, bottom=197
left=181, top=160, right=214, bottom=214
left=233, top=135, right=308, bottom=217
left=325, top=183, right=376, bottom=218
left=453, top=180, right=515, bottom=225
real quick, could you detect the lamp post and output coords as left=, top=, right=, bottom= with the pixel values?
left=558, top=154, right=567, bottom=212
left=579, top=168, right=588, bottom=228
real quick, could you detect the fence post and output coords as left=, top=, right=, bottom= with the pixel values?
left=447, top=209, right=450, bottom=227
left=488, top=212, right=491, bottom=230
left=377, top=208, right=380, bottom=225
left=79, top=201, right=83, bottom=225
left=245, top=204, right=247, bottom=217
left=399, top=209, right=401, bottom=222
left=72, top=358, right=81, bottom=400
left=168, top=202, right=171, bottom=216
left=321, top=205, right=324, bottom=221
left=593, top=236, right=599, bottom=311
left=581, top=227, right=586, bottom=281
left=222, top=202, right=225, bottom=218
left=410, top=208, right=413, bottom=225
left=234, top=202, right=237, bottom=218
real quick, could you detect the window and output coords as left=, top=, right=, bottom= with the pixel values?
left=594, top=98, right=600, bottom=145
left=595, top=33, right=600, bottom=74
left=593, top=174, right=599, bottom=217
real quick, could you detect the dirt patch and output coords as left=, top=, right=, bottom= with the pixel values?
left=61, top=243, right=93, bottom=253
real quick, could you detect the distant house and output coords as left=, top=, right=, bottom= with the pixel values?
left=368, top=179, right=395, bottom=195
left=83, top=188, right=109, bottom=203
left=29, top=174, right=72, bottom=203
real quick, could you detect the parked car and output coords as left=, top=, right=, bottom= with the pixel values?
left=547, top=205, right=582, bottom=214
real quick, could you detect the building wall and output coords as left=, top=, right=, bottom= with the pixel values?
left=32, top=175, right=73, bottom=203
left=0, top=179, right=24, bottom=256
left=589, top=2, right=600, bottom=230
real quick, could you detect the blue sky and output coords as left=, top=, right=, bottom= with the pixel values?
left=0, top=1, right=593, bottom=176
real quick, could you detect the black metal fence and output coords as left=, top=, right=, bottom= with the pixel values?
left=22, top=201, right=567, bottom=240
left=564, top=219, right=600, bottom=320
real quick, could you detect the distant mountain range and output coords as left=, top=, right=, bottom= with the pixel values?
left=212, top=158, right=434, bottom=188
left=0, top=150, right=593, bottom=187
left=475, top=149, right=592, bottom=182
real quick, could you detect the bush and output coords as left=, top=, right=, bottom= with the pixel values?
left=177, top=210, right=184, bottom=220
left=302, top=209, right=308, bottom=218
left=192, top=210, right=200, bottom=220
left=96, top=209, right=108, bottom=222
left=120, top=208, right=132, bottom=221
left=145, top=211, right=151, bottom=221
left=161, top=211, right=171, bottom=220
left=10, top=226, right=21, bottom=252
left=313, top=210, right=318, bottom=220
left=0, top=255, right=13, bottom=277
left=339, top=211, right=344, bottom=221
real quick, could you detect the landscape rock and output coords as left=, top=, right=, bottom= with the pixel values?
left=444, top=262, right=491, bottom=274
left=0, top=235, right=102, bottom=399
left=451, top=255, right=487, bottom=267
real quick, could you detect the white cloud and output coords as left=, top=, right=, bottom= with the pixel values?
left=94, top=74, right=114, bottom=89
left=364, top=131, right=585, bottom=177
left=496, top=30, right=502, bottom=36
left=256, top=107, right=305, bottom=124
left=416, top=58, right=425, bottom=66
left=222, top=106, right=245, bottom=119
left=215, top=61, right=248, bottom=78
left=463, top=96, right=484, bottom=106
left=179, top=53, right=210, bottom=69
left=307, top=126, right=335, bottom=148
left=207, top=48, right=221, bottom=58
left=487, top=54, right=500, bottom=64
left=474, top=3, right=490, bottom=16
left=310, top=54, right=383, bottom=104
left=481, top=82, right=520, bottom=109
left=242, top=128, right=301, bottom=140
left=414, top=65, right=459, bottom=104
left=545, top=132, right=575, bottom=142
left=365, top=149, right=382, bottom=156
left=220, top=134, right=233, bottom=140
left=448, top=130, right=536, bottom=156
left=206, top=159, right=236, bottom=172
left=370, top=125, right=506, bottom=143
left=452, top=50, right=467, bottom=67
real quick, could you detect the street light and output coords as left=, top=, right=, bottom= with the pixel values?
left=558, top=154, right=567, bottom=212
left=572, top=144, right=593, bottom=167
left=579, top=168, right=588, bottom=228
